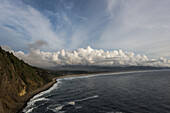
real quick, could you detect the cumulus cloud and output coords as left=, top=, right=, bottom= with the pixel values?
left=2, top=46, right=170, bottom=68
left=1, top=0, right=170, bottom=59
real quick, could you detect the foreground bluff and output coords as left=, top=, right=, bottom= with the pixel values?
left=0, top=47, right=53, bottom=113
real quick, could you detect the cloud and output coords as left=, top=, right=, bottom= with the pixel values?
left=62, top=13, right=71, bottom=26
left=0, top=0, right=170, bottom=60
left=1, top=45, right=14, bottom=53
left=3, top=46, right=170, bottom=68
left=0, top=0, right=64, bottom=50
left=64, top=1, right=74, bottom=9
left=97, top=0, right=170, bottom=58
left=27, top=40, right=48, bottom=49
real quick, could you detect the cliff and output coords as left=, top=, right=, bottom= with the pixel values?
left=0, top=47, right=53, bottom=113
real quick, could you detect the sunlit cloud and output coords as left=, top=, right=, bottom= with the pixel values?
left=0, top=0, right=170, bottom=59
left=2, top=46, right=170, bottom=68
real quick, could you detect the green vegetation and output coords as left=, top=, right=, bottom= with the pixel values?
left=0, top=47, right=53, bottom=113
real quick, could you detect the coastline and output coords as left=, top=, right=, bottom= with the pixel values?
left=18, top=73, right=98, bottom=113
left=18, top=69, right=169, bottom=113
left=17, top=77, right=58, bottom=113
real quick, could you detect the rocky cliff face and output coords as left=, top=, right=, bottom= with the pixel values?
left=0, top=47, right=52, bottom=113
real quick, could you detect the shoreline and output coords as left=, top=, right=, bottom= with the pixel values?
left=54, top=68, right=170, bottom=79
left=18, top=73, right=97, bottom=113
left=18, top=69, right=170, bottom=113
left=18, top=72, right=97, bottom=113
left=17, top=77, right=58, bottom=113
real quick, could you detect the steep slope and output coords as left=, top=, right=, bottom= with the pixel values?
left=0, top=47, right=53, bottom=113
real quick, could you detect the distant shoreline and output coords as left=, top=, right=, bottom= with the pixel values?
left=19, top=69, right=170, bottom=113
left=55, top=69, right=170, bottom=79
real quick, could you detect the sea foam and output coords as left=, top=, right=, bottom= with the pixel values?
left=75, top=95, right=99, bottom=102
left=23, top=79, right=61, bottom=113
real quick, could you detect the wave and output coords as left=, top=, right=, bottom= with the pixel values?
left=23, top=79, right=61, bottom=113
left=48, top=101, right=75, bottom=113
left=48, top=105, right=66, bottom=113
left=47, top=95, right=98, bottom=112
left=32, top=79, right=61, bottom=100
left=23, top=97, right=49, bottom=113
left=75, top=106, right=82, bottom=109
left=49, top=95, right=98, bottom=112
left=68, top=101, right=75, bottom=105
left=53, top=105, right=64, bottom=112
left=75, top=95, right=99, bottom=102
left=24, top=108, right=33, bottom=113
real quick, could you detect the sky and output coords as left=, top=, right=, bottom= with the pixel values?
left=0, top=0, right=170, bottom=67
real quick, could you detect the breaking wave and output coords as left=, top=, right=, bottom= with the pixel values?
left=48, top=95, right=98, bottom=113
left=75, top=95, right=99, bottom=102
left=23, top=79, right=61, bottom=113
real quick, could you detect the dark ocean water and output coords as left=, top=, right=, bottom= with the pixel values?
left=23, top=70, right=170, bottom=113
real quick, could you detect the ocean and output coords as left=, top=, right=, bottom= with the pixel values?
left=23, top=70, right=170, bottom=113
